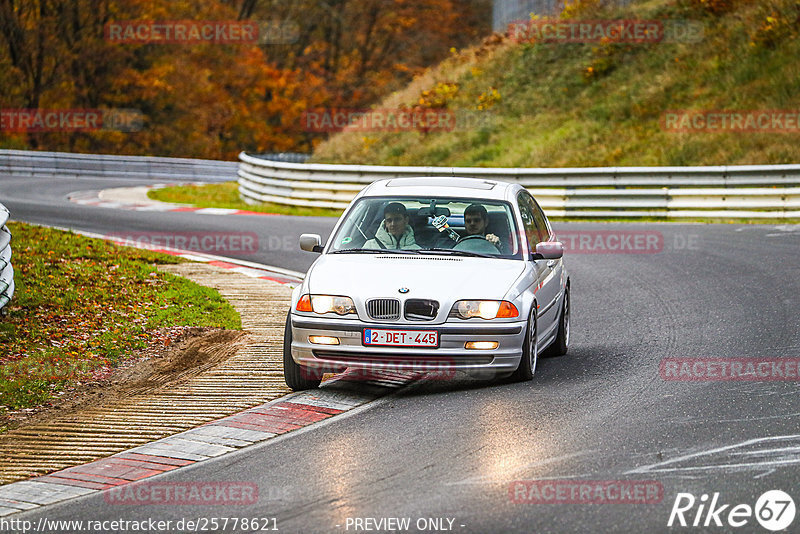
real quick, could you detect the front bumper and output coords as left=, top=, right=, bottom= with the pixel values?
left=290, top=315, right=526, bottom=373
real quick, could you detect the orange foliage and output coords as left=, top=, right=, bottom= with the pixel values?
left=0, top=0, right=490, bottom=158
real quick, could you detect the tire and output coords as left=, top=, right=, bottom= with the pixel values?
left=544, top=287, right=570, bottom=358
left=283, top=312, right=321, bottom=391
left=510, top=310, right=537, bottom=382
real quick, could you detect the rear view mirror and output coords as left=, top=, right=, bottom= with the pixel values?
left=533, top=241, right=564, bottom=260
left=300, top=233, right=324, bottom=253
left=417, top=206, right=451, bottom=218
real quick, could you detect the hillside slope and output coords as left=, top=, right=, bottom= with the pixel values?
left=312, top=0, right=800, bottom=167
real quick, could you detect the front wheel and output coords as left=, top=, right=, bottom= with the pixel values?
left=283, top=312, right=321, bottom=391
left=544, top=287, right=569, bottom=357
left=510, top=310, right=537, bottom=382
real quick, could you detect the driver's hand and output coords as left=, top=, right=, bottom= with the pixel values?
left=486, top=233, right=500, bottom=246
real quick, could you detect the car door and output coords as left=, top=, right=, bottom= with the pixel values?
left=517, top=192, right=561, bottom=341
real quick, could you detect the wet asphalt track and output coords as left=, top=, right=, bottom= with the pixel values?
left=2, top=175, right=800, bottom=533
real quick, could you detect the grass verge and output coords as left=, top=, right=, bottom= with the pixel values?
left=311, top=0, right=800, bottom=168
left=0, top=223, right=241, bottom=422
left=148, top=182, right=344, bottom=217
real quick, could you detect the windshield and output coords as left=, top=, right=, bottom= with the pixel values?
left=328, top=197, right=522, bottom=259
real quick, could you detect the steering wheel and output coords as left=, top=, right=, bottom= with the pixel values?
left=457, top=234, right=487, bottom=243
left=454, top=234, right=500, bottom=253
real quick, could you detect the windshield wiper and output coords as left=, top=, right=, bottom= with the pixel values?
left=420, top=248, right=493, bottom=258
left=330, top=249, right=382, bottom=254
left=331, top=248, right=421, bottom=254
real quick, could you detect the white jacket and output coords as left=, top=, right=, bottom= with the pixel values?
left=363, top=222, right=420, bottom=250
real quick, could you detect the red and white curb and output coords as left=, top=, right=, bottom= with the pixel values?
left=68, top=185, right=276, bottom=217
left=71, top=228, right=304, bottom=287
left=0, top=374, right=423, bottom=516
left=66, top=185, right=302, bottom=284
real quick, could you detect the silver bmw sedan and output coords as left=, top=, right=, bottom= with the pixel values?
left=284, top=177, right=570, bottom=390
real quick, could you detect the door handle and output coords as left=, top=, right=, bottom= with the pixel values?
left=547, top=260, right=556, bottom=269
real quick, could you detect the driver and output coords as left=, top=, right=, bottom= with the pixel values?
left=464, top=204, right=501, bottom=248
left=364, top=202, right=421, bottom=250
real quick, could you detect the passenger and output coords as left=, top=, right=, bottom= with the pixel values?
left=364, top=202, right=421, bottom=250
left=464, top=204, right=501, bottom=247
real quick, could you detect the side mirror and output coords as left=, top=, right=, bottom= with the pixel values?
left=300, top=233, right=324, bottom=253
left=532, top=241, right=564, bottom=260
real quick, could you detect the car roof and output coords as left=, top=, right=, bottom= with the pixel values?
left=360, top=177, right=520, bottom=201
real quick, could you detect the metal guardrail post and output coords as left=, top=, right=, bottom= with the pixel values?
left=0, top=202, right=15, bottom=312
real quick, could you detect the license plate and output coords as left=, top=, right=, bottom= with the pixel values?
left=363, top=329, right=439, bottom=348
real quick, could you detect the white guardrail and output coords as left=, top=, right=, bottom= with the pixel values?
left=0, top=202, right=14, bottom=311
left=238, top=152, right=800, bottom=218
left=0, top=149, right=237, bottom=181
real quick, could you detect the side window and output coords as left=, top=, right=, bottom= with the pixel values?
left=517, top=192, right=539, bottom=254
left=531, top=198, right=550, bottom=242
left=518, top=192, right=548, bottom=246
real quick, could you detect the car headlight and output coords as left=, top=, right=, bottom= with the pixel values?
left=296, top=294, right=357, bottom=316
left=451, top=300, right=519, bottom=320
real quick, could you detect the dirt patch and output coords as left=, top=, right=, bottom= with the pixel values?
left=0, top=326, right=246, bottom=435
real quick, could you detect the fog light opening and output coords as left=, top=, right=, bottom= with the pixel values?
left=309, top=335, right=340, bottom=346
left=465, top=341, right=499, bottom=350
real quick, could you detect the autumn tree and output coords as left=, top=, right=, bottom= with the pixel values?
left=0, top=0, right=491, bottom=157
left=239, top=0, right=492, bottom=103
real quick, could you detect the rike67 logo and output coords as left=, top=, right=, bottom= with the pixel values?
left=668, top=490, right=795, bottom=531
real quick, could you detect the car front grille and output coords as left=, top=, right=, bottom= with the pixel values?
left=404, top=299, right=439, bottom=321
left=367, top=298, right=401, bottom=320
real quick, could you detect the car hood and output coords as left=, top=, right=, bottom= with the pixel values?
left=305, top=254, right=526, bottom=301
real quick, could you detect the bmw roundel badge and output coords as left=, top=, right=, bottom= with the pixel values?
left=398, top=287, right=410, bottom=294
